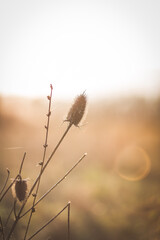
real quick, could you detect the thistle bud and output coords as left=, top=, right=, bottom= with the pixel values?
left=12, top=178, right=28, bottom=202
left=66, top=93, right=87, bottom=126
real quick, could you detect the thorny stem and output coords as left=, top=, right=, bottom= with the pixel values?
left=20, top=153, right=87, bottom=219
left=0, top=216, right=5, bottom=240
left=0, top=168, right=10, bottom=197
left=27, top=202, right=71, bottom=240
left=24, top=85, right=53, bottom=239
left=6, top=123, right=72, bottom=240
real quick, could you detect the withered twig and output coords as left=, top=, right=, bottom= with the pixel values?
left=0, top=168, right=10, bottom=197
left=19, top=152, right=26, bottom=175
left=0, top=216, right=5, bottom=240
left=27, top=202, right=71, bottom=240
left=24, top=85, right=53, bottom=239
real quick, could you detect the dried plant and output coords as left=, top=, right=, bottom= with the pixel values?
left=66, top=92, right=87, bottom=126
left=0, top=85, right=87, bottom=240
left=11, top=177, right=29, bottom=203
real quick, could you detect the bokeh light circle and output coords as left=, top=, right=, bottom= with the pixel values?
left=115, top=146, right=151, bottom=181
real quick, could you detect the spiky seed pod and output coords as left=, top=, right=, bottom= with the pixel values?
left=12, top=178, right=28, bottom=202
left=66, top=93, right=87, bottom=126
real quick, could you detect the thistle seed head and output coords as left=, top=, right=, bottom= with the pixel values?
left=66, top=93, right=87, bottom=126
left=12, top=177, right=28, bottom=203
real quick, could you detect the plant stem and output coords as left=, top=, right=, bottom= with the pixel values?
left=24, top=86, right=53, bottom=239
left=19, top=152, right=26, bottom=175
left=5, top=202, right=15, bottom=227
left=68, top=201, right=71, bottom=240
left=0, top=168, right=10, bottom=197
left=13, top=200, right=17, bottom=220
left=0, top=217, right=5, bottom=240
left=27, top=202, right=70, bottom=240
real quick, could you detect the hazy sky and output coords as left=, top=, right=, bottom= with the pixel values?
left=0, top=0, right=160, bottom=99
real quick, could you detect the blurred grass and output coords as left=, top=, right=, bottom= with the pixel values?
left=0, top=95, right=160, bottom=240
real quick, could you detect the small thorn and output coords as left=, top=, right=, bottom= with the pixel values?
left=46, top=112, right=51, bottom=117
left=47, top=96, right=51, bottom=100
left=43, top=144, right=48, bottom=148
left=38, top=162, right=43, bottom=166
left=44, top=125, right=48, bottom=129
left=32, top=193, right=37, bottom=197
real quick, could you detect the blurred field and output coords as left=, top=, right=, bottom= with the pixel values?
left=0, top=95, right=160, bottom=240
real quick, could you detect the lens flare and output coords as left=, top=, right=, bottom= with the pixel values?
left=115, top=146, right=151, bottom=181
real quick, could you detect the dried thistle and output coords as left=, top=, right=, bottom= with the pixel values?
left=12, top=177, right=29, bottom=203
left=66, top=92, right=87, bottom=126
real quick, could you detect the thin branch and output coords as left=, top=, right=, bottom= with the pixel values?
left=20, top=153, right=87, bottom=219
left=28, top=123, right=72, bottom=200
left=13, top=200, right=17, bottom=220
left=5, top=202, right=15, bottom=227
left=24, top=86, right=53, bottom=240
left=27, top=202, right=70, bottom=240
left=0, top=217, right=5, bottom=240
left=41, top=123, right=72, bottom=179
left=0, top=168, right=10, bottom=197
left=68, top=201, right=71, bottom=240
left=19, top=152, right=26, bottom=175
